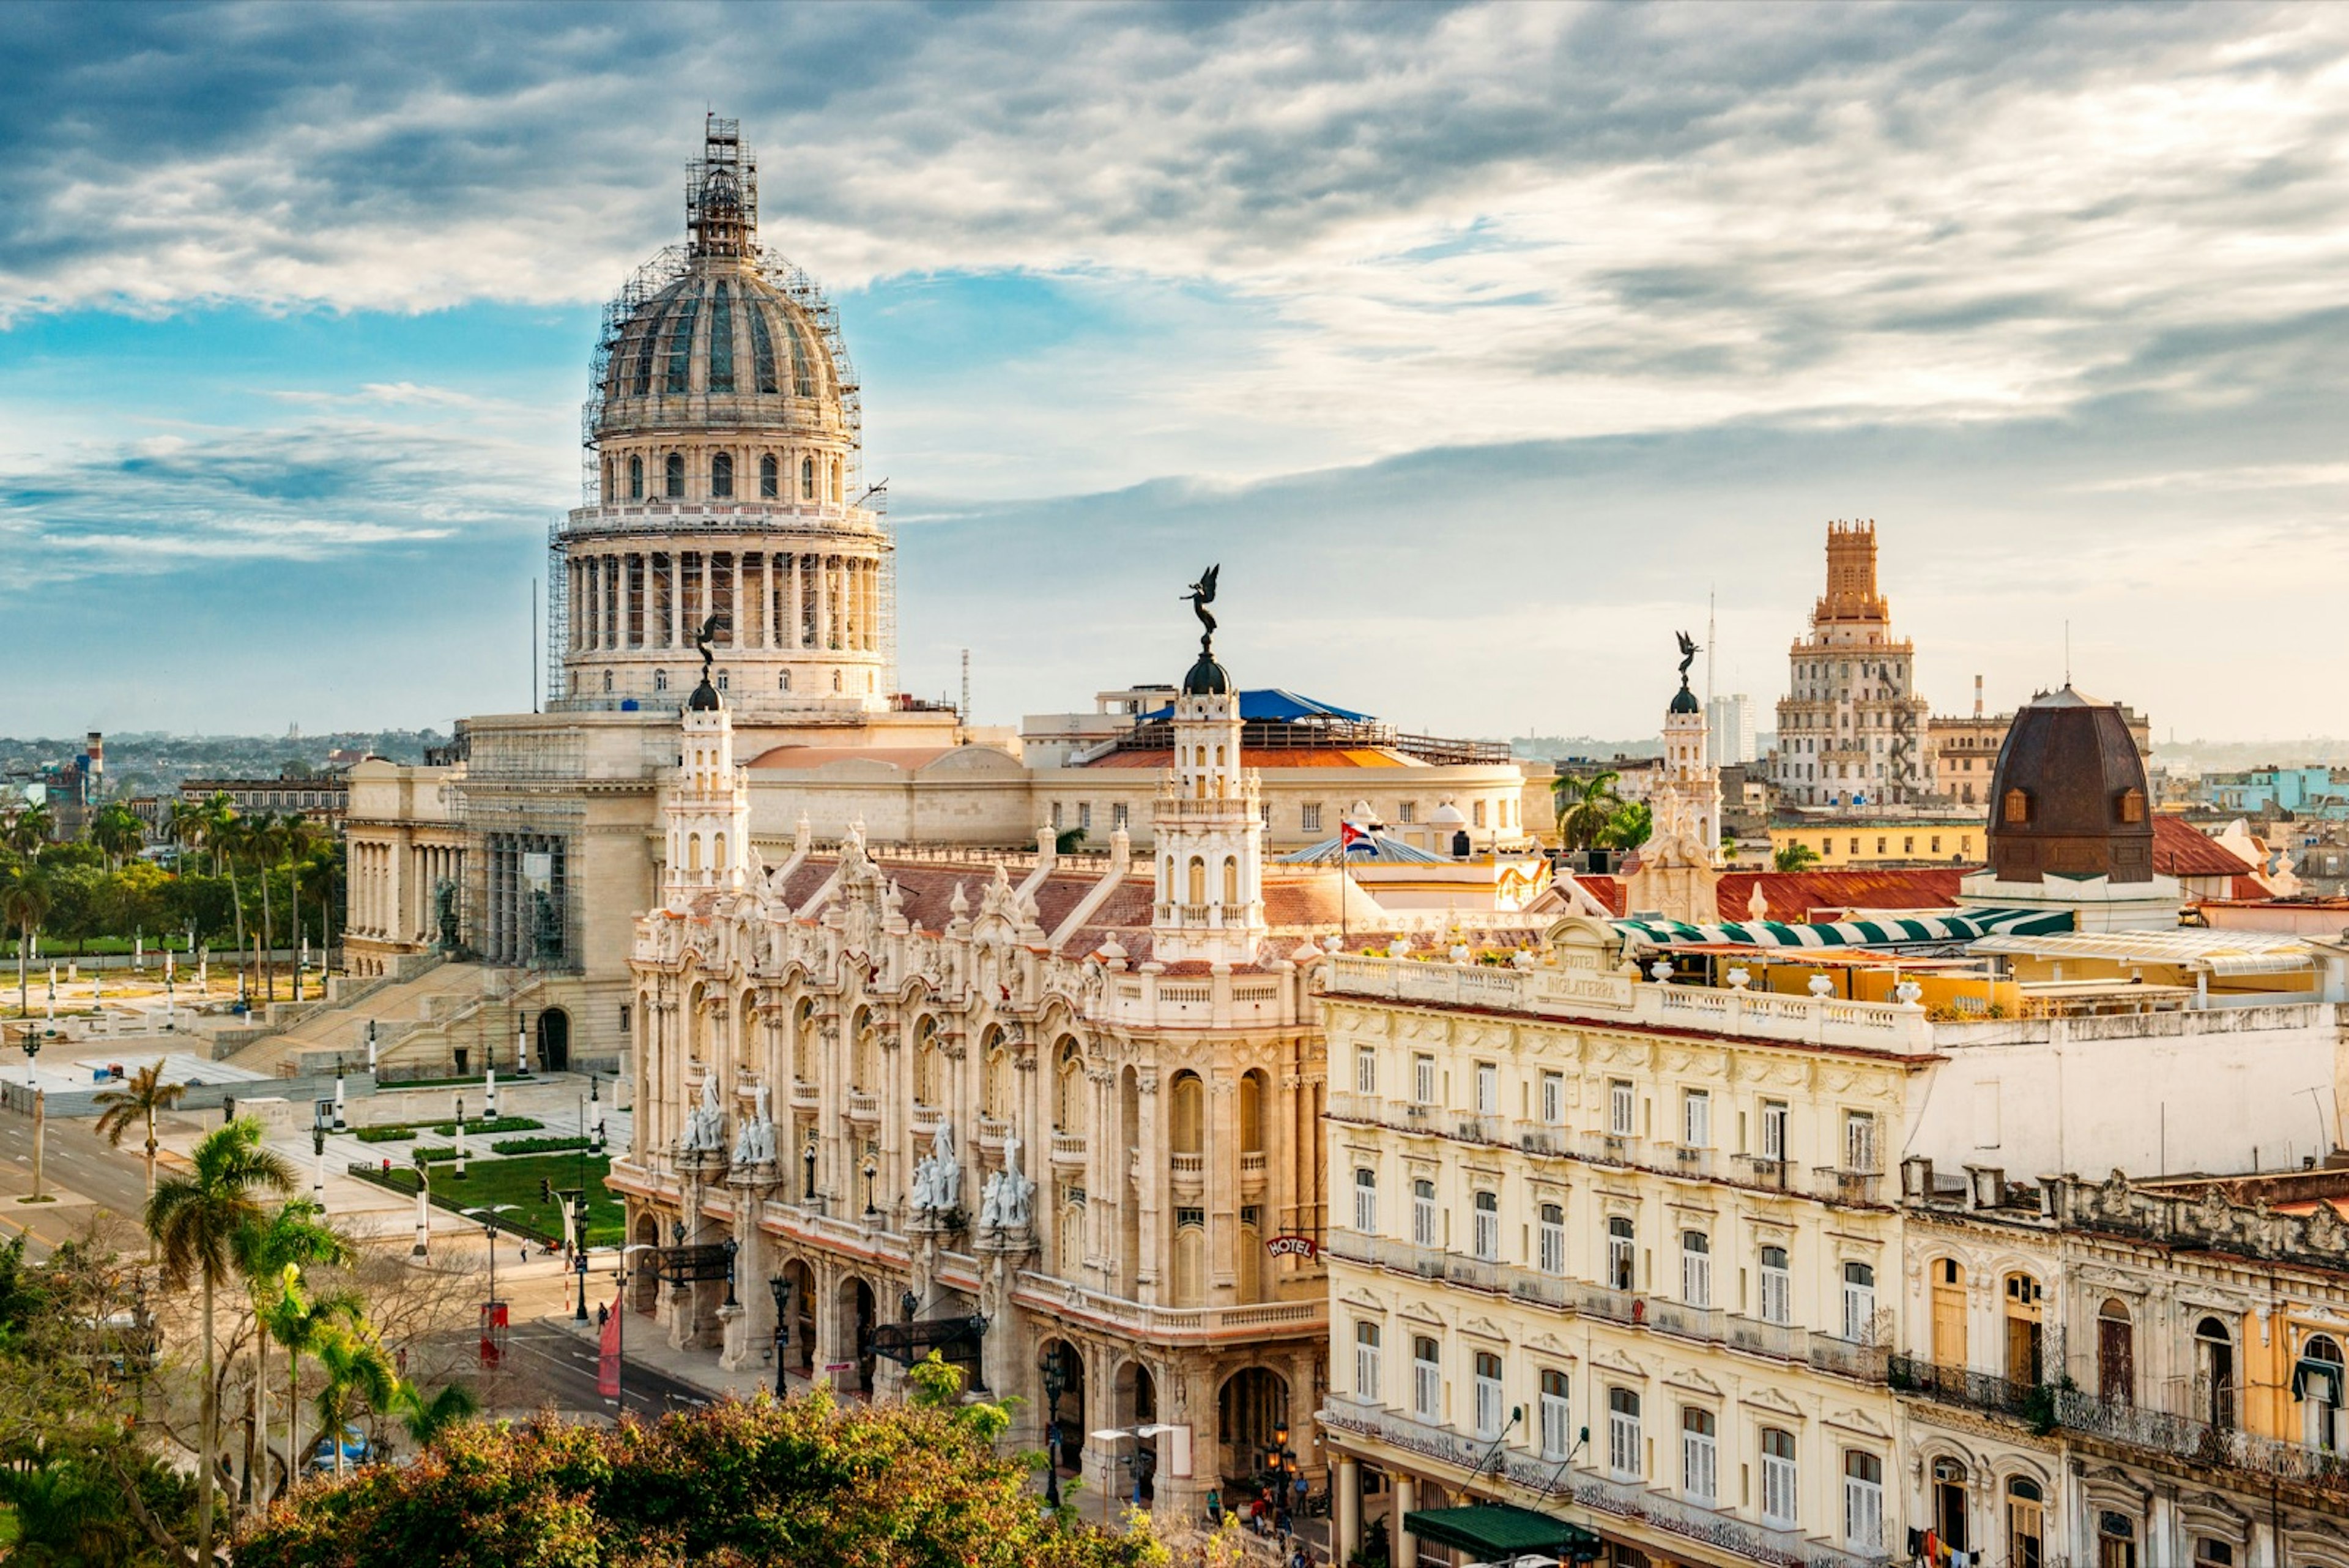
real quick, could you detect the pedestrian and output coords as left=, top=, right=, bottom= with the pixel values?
left=1206, top=1486, right=1222, bottom=1525
left=597, top=1301, right=609, bottom=1329
left=1293, top=1470, right=1309, bottom=1516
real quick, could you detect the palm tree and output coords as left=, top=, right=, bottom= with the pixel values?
left=1553, top=770, right=1623, bottom=853
left=145, top=1118, right=294, bottom=1565
left=261, top=1265, right=364, bottom=1500
left=1598, top=800, right=1653, bottom=850
left=235, top=1201, right=353, bottom=1503
left=166, top=797, right=209, bottom=873
left=1, top=862, right=51, bottom=1020
left=1773, top=841, right=1820, bottom=873
left=243, top=812, right=286, bottom=1003
left=310, top=1322, right=398, bottom=1479
left=209, top=811, right=250, bottom=999
left=0, top=1457, right=138, bottom=1566
left=3, top=801, right=53, bottom=861
left=199, top=791, right=237, bottom=880
left=278, top=816, right=320, bottom=1000
left=94, top=1063, right=189, bottom=1217
left=389, top=1378, right=478, bottom=1450
left=90, top=801, right=144, bottom=872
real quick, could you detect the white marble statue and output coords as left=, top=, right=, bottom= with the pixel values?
left=912, top=1153, right=938, bottom=1211
left=682, top=1074, right=726, bottom=1154
left=981, top=1127, right=1035, bottom=1230
left=929, top=1117, right=960, bottom=1210
left=731, top=1082, right=777, bottom=1165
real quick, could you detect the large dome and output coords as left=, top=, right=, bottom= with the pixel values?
left=1985, top=685, right=2154, bottom=883
left=592, top=262, right=851, bottom=445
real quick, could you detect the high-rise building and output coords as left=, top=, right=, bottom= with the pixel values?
left=1705, top=693, right=1754, bottom=767
left=1772, top=521, right=1931, bottom=808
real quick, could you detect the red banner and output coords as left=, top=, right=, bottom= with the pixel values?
left=597, top=1292, right=623, bottom=1397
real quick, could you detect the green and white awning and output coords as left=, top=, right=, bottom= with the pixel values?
left=1614, top=907, right=2074, bottom=950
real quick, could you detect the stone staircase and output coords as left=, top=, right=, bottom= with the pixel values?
left=221, top=958, right=544, bottom=1079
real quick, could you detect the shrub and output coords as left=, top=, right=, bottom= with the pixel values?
left=353, top=1127, right=417, bottom=1145
left=426, top=1117, right=542, bottom=1137
left=489, top=1135, right=592, bottom=1156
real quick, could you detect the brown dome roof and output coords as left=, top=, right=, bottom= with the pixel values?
left=1985, top=685, right=2154, bottom=883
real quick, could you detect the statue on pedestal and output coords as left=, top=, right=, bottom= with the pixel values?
left=980, top=1126, right=1035, bottom=1231
left=681, top=1075, right=726, bottom=1154
left=731, top=1082, right=777, bottom=1165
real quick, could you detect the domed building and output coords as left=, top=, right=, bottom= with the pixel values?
left=557, top=117, right=891, bottom=713
left=1958, top=683, right=2179, bottom=931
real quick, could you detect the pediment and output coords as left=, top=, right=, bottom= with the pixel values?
left=1823, top=1405, right=1891, bottom=1441
left=1338, top=1287, right=1387, bottom=1314
left=1741, top=1384, right=1803, bottom=1419
left=1662, top=1366, right=1723, bottom=1399
left=1590, top=1346, right=1646, bottom=1380
left=1459, top=1315, right=1511, bottom=1343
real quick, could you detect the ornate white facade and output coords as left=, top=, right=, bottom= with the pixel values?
left=1774, top=521, right=1932, bottom=808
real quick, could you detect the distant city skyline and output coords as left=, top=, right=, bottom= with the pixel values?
left=3, top=3, right=2346, bottom=740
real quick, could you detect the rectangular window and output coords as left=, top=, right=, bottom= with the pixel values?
left=1078, top=803, right=1092, bottom=831
left=618, top=1004, right=631, bottom=1035
left=1353, top=1169, right=1378, bottom=1234
left=1111, top=802, right=1129, bottom=830
left=1761, top=1101, right=1788, bottom=1162
left=1844, top=1112, right=1879, bottom=1173
left=1051, top=801, right=1064, bottom=831
left=1541, top=1072, right=1564, bottom=1125
left=1473, top=800, right=1487, bottom=828
left=1843, top=1261, right=1878, bottom=1344
left=1413, top=1181, right=1439, bottom=1248
left=1609, top=1080, right=1635, bottom=1137
left=1414, top=1053, right=1437, bottom=1106
left=1607, top=1217, right=1636, bottom=1291
left=1540, top=1371, right=1572, bottom=1460
left=1681, top=1408, right=1717, bottom=1506
left=1682, top=1090, right=1711, bottom=1148
left=1354, top=1046, right=1378, bottom=1096
left=1302, top=803, right=1323, bottom=833
left=1472, top=1192, right=1499, bottom=1261
left=1354, top=1322, right=1381, bottom=1403
left=1475, top=1061, right=1499, bottom=1115
left=1397, top=801, right=1416, bottom=824
left=1259, top=803, right=1272, bottom=829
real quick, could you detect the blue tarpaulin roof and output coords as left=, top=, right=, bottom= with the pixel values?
left=1138, top=688, right=1376, bottom=724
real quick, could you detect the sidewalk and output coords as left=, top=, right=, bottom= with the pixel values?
left=540, top=1308, right=825, bottom=1405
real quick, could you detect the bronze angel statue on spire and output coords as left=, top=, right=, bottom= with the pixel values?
left=1184, top=565, right=1220, bottom=653
left=695, top=612, right=728, bottom=682
left=1676, top=630, right=1699, bottom=680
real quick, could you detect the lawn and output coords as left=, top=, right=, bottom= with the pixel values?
left=361, top=1152, right=624, bottom=1247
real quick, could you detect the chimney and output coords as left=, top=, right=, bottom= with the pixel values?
left=1973, top=675, right=1984, bottom=720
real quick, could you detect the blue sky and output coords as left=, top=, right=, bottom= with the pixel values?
left=4, top=1, right=2347, bottom=740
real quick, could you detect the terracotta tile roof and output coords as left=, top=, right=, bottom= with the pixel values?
left=1712, top=869, right=1970, bottom=923
left=1078, top=746, right=1413, bottom=769
left=2151, top=814, right=2257, bottom=879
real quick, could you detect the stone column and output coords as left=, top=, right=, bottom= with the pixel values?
left=789, top=553, right=803, bottom=650
left=1393, top=1473, right=1417, bottom=1567
left=1137, top=1071, right=1163, bottom=1302
left=1212, top=1071, right=1241, bottom=1299
left=668, top=553, right=682, bottom=648
left=815, top=557, right=831, bottom=653
left=809, top=1259, right=844, bottom=1389
left=762, top=552, right=776, bottom=648
left=719, top=1171, right=779, bottom=1372
left=1335, top=1454, right=1360, bottom=1561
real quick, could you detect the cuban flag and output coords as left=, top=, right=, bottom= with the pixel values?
left=1341, top=821, right=1379, bottom=858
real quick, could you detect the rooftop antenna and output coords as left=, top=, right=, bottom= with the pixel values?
left=531, top=578, right=540, bottom=714
left=960, top=648, right=971, bottom=726
left=1705, top=586, right=1716, bottom=708
left=2064, top=620, right=2071, bottom=687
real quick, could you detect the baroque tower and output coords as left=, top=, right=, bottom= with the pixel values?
left=554, top=115, right=892, bottom=716
left=662, top=664, right=750, bottom=907
left=1150, top=576, right=1266, bottom=967
left=1772, top=520, right=1931, bottom=807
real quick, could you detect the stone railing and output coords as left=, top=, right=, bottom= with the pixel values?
left=1321, top=954, right=1933, bottom=1055
left=845, top=1091, right=880, bottom=1123
left=1507, top=1457, right=1894, bottom=1568
left=788, top=1079, right=819, bottom=1111
left=1049, top=1132, right=1087, bottom=1166
left=1013, top=1274, right=1323, bottom=1345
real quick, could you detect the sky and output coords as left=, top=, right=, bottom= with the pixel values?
left=2, top=1, right=2347, bottom=742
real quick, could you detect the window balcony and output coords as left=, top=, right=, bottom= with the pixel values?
left=1239, top=1150, right=1267, bottom=1189
left=1500, top=1457, right=1894, bottom=1568
left=1049, top=1132, right=1087, bottom=1167
left=2054, top=1384, right=2349, bottom=1499
left=845, top=1091, right=880, bottom=1124
left=1887, top=1354, right=2050, bottom=1426
left=974, top=1115, right=1011, bottom=1150
left=910, top=1102, right=943, bottom=1139
left=1324, top=1230, right=1449, bottom=1282
left=788, top=1078, right=818, bottom=1112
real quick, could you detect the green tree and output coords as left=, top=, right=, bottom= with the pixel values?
left=1, top=861, right=51, bottom=1017
left=236, top=1200, right=355, bottom=1503
left=0, top=1455, right=141, bottom=1566
left=4, top=801, right=54, bottom=860
left=388, top=1379, right=479, bottom=1450
left=309, top=1322, right=398, bottom=1480
left=94, top=1061, right=189, bottom=1218
left=90, top=801, right=145, bottom=872
left=1551, top=770, right=1622, bottom=852
left=1773, top=841, right=1820, bottom=872
left=1598, top=799, right=1653, bottom=850
left=145, top=1117, right=296, bottom=1566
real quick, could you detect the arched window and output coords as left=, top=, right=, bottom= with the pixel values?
left=2196, top=1316, right=2237, bottom=1430
left=1844, top=1451, right=1884, bottom=1551
left=1759, top=1244, right=1791, bottom=1325
left=2298, top=1332, right=2345, bottom=1452
left=1844, top=1260, right=1878, bottom=1345
left=1680, top=1406, right=1716, bottom=1504
left=1606, top=1388, right=1641, bottom=1479
left=1759, top=1428, right=1797, bottom=1528
left=777, top=670, right=790, bottom=691
left=1170, top=1071, right=1203, bottom=1154
left=2099, top=1510, right=2139, bottom=1568
left=801, top=456, right=815, bottom=499
left=1412, top=1180, right=1438, bottom=1247
left=654, top=669, right=669, bottom=693
left=1538, top=1202, right=1565, bottom=1274
left=1353, top=1321, right=1381, bottom=1402
left=665, top=451, right=685, bottom=499
left=1606, top=1216, right=1635, bottom=1291
left=1680, top=1230, right=1711, bottom=1308
left=2003, top=787, right=2031, bottom=824
left=2098, top=1297, right=2135, bottom=1404
left=628, top=455, right=644, bottom=499
left=760, top=453, right=779, bottom=498
left=1187, top=856, right=1206, bottom=906
left=2004, top=1272, right=2044, bottom=1384
left=665, top=294, right=699, bottom=393
left=1352, top=1167, right=1378, bottom=1234
left=1932, top=1457, right=1969, bottom=1551
left=2007, top=1478, right=2044, bottom=1568
left=1173, top=1218, right=1205, bottom=1304
left=750, top=305, right=778, bottom=394
left=1473, top=1351, right=1505, bottom=1440
left=1540, top=1370, right=1572, bottom=1461
left=1472, top=1190, right=1499, bottom=1261
left=831, top=670, right=841, bottom=693
left=706, top=279, right=734, bottom=393
left=1222, top=857, right=1238, bottom=905
left=1412, top=1337, right=1441, bottom=1422
left=711, top=451, right=734, bottom=499
left=1054, top=1040, right=1083, bottom=1130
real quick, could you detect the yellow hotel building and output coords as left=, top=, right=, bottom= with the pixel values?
left=1318, top=916, right=1919, bottom=1568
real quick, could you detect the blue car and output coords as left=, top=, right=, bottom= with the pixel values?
left=308, top=1425, right=374, bottom=1471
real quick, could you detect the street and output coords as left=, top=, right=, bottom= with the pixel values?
left=470, top=1318, right=718, bottom=1423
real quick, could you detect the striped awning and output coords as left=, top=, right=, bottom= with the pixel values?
left=1614, top=906, right=2074, bottom=949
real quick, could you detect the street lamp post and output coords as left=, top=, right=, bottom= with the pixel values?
left=366, top=1018, right=378, bottom=1075
left=1039, top=1351, right=1067, bottom=1510
left=516, top=1014, right=530, bottom=1076
left=767, top=1274, right=790, bottom=1396
left=803, top=1132, right=818, bottom=1202
left=455, top=1096, right=468, bottom=1181
left=722, top=1237, right=739, bottom=1309
left=573, top=1241, right=590, bottom=1325
left=861, top=1156, right=878, bottom=1224
left=20, top=1025, right=39, bottom=1088
left=332, top=1057, right=346, bottom=1131
left=310, top=1099, right=329, bottom=1205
